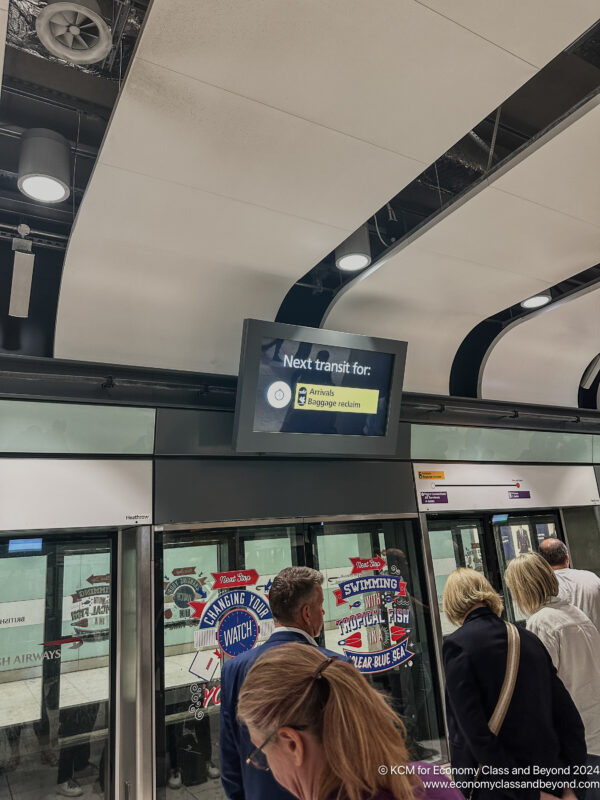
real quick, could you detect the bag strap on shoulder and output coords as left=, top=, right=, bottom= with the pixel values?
left=466, top=622, right=520, bottom=800
left=488, top=621, right=520, bottom=735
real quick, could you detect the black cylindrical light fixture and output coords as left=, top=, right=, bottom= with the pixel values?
left=17, top=128, right=71, bottom=204
left=335, top=225, right=371, bottom=272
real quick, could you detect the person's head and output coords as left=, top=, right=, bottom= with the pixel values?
left=237, top=643, right=420, bottom=800
left=443, top=567, right=503, bottom=626
left=538, top=538, right=569, bottom=570
left=268, top=567, right=325, bottom=639
left=505, top=553, right=559, bottom=617
left=382, top=547, right=407, bottom=576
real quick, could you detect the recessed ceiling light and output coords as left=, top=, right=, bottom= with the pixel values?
left=520, top=292, right=551, bottom=309
left=335, top=225, right=371, bottom=272
left=337, top=253, right=370, bottom=272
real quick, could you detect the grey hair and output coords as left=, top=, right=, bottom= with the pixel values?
left=268, top=566, right=323, bottom=624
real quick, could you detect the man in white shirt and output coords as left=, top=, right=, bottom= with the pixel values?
left=539, top=538, right=600, bottom=632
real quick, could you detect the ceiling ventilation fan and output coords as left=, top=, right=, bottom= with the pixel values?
left=36, top=0, right=112, bottom=65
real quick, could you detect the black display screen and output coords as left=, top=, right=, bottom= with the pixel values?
left=253, top=337, right=394, bottom=436
left=233, top=319, right=407, bottom=457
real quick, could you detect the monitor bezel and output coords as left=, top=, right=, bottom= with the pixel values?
left=232, top=319, right=407, bottom=456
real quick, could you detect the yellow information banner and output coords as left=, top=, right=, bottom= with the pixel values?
left=294, top=383, right=379, bottom=414
left=418, top=470, right=445, bottom=480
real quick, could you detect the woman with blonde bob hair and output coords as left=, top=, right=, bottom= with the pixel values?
left=506, top=553, right=600, bottom=789
left=237, top=642, right=461, bottom=800
left=505, top=553, right=559, bottom=617
left=442, top=568, right=586, bottom=800
left=442, top=566, right=503, bottom=626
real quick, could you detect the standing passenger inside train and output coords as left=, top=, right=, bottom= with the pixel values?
left=237, top=642, right=462, bottom=800
left=506, top=553, right=600, bottom=797
left=538, top=538, right=600, bottom=631
left=442, top=568, right=585, bottom=800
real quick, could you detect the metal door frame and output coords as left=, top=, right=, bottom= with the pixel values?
left=115, top=525, right=154, bottom=800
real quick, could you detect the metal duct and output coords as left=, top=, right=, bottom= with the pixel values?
left=35, top=0, right=112, bottom=66
left=6, top=0, right=145, bottom=79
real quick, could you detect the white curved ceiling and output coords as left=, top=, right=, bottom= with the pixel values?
left=481, top=287, right=600, bottom=407
left=53, top=0, right=599, bottom=374
left=326, top=95, right=600, bottom=397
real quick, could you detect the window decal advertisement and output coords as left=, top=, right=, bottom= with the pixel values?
left=161, top=532, right=292, bottom=763
left=62, top=553, right=111, bottom=662
left=191, top=583, right=273, bottom=681
left=164, top=568, right=207, bottom=627
left=333, top=558, right=415, bottom=674
left=163, top=563, right=275, bottom=684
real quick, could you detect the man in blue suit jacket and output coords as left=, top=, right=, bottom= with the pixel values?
left=219, top=566, right=340, bottom=800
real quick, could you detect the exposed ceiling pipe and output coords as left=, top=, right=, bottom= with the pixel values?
left=0, top=221, right=68, bottom=240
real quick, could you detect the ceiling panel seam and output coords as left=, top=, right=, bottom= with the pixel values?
left=132, top=55, right=432, bottom=165
left=412, top=244, right=556, bottom=287
left=82, top=162, right=356, bottom=235
left=413, top=0, right=545, bottom=68
left=492, top=186, right=600, bottom=230
left=138, top=0, right=553, bottom=76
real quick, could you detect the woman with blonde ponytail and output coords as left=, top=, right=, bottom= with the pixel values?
left=237, top=643, right=460, bottom=800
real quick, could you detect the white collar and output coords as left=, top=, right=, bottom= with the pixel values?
left=271, top=626, right=318, bottom=646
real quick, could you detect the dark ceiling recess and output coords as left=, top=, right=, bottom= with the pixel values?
left=275, top=19, right=600, bottom=330
left=449, top=262, right=600, bottom=399
left=0, top=0, right=150, bottom=356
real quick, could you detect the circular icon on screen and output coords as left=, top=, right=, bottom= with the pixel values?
left=266, top=381, right=292, bottom=409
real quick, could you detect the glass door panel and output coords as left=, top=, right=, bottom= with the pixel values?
left=427, top=518, right=488, bottom=636
left=156, top=518, right=446, bottom=788
left=314, top=526, right=375, bottom=653
left=493, top=512, right=561, bottom=622
left=159, top=533, right=229, bottom=799
left=0, top=532, right=113, bottom=800
left=240, top=528, right=298, bottom=612
left=156, top=524, right=302, bottom=799
left=312, top=519, right=446, bottom=762
left=562, top=506, right=600, bottom=576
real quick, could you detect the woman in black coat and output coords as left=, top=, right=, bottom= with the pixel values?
left=442, top=568, right=586, bottom=800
